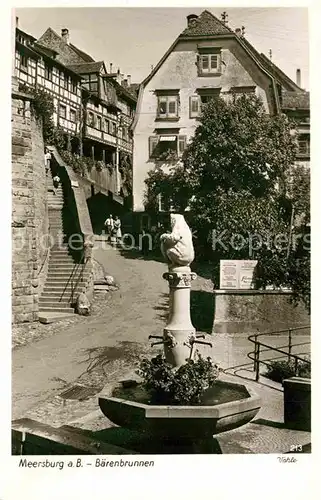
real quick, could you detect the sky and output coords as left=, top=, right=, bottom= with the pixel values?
left=14, top=6, right=309, bottom=89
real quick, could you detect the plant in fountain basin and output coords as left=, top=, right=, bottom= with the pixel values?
left=136, top=353, right=219, bottom=405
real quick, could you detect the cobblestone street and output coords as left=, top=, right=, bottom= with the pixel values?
left=12, top=242, right=311, bottom=453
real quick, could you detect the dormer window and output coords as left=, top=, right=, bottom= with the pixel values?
left=200, top=54, right=219, bottom=73
left=197, top=46, right=222, bottom=77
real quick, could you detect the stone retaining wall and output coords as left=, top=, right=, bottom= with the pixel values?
left=213, top=290, right=310, bottom=334
left=12, top=80, right=49, bottom=324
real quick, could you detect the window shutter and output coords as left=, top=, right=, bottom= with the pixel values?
left=149, top=136, right=159, bottom=158
left=190, top=96, right=200, bottom=118
left=178, top=135, right=187, bottom=155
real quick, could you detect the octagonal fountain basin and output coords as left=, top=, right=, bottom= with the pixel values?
left=99, top=380, right=261, bottom=440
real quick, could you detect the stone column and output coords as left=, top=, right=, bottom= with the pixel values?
left=163, top=265, right=197, bottom=367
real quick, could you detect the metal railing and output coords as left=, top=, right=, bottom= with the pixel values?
left=248, top=325, right=311, bottom=382
left=59, top=249, right=90, bottom=305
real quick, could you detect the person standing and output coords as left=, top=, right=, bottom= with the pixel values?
left=113, top=215, right=122, bottom=245
left=104, top=214, right=114, bottom=242
left=44, top=147, right=52, bottom=175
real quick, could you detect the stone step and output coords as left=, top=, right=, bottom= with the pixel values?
left=45, top=275, right=90, bottom=283
left=38, top=312, right=76, bottom=324
left=41, top=290, right=81, bottom=297
left=48, top=265, right=80, bottom=270
left=39, top=298, right=72, bottom=306
left=47, top=268, right=87, bottom=274
left=48, top=259, right=76, bottom=264
left=43, top=288, right=85, bottom=295
left=44, top=286, right=86, bottom=293
left=39, top=306, right=75, bottom=313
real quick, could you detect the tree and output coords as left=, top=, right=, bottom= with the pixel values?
left=145, top=94, right=310, bottom=310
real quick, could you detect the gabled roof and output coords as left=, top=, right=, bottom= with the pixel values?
left=180, top=10, right=233, bottom=37
left=69, top=43, right=95, bottom=63
left=104, top=76, right=137, bottom=104
left=33, top=42, right=58, bottom=58
left=31, top=44, right=83, bottom=79
left=281, top=90, right=310, bottom=110
left=16, top=27, right=37, bottom=42
left=67, top=61, right=105, bottom=74
left=128, top=83, right=140, bottom=97
left=237, top=36, right=301, bottom=92
left=38, top=27, right=95, bottom=64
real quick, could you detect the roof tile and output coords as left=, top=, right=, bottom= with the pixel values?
left=67, top=61, right=104, bottom=74
left=180, top=10, right=232, bottom=37
left=281, top=90, right=310, bottom=110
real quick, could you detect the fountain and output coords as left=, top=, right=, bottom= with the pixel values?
left=99, top=214, right=261, bottom=453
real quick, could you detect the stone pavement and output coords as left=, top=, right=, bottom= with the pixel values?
left=12, top=243, right=311, bottom=453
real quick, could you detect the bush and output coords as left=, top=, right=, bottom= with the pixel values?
left=264, top=358, right=311, bottom=383
left=60, top=150, right=87, bottom=176
left=136, top=353, right=219, bottom=405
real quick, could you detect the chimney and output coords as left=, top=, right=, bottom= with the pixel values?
left=296, top=68, right=301, bottom=87
left=61, top=28, right=69, bottom=44
left=187, top=14, right=198, bottom=27
left=110, top=63, right=113, bottom=73
left=127, top=74, right=131, bottom=86
left=16, top=16, right=19, bottom=28
left=235, top=28, right=242, bottom=37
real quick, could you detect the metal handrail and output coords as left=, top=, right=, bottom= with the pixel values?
left=71, top=254, right=90, bottom=303
left=59, top=250, right=85, bottom=303
left=248, top=325, right=311, bottom=382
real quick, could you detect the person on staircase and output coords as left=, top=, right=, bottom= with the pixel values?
left=44, top=147, right=52, bottom=175
left=53, top=173, right=61, bottom=195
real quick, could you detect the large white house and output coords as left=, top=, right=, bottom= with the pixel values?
left=132, top=10, right=309, bottom=227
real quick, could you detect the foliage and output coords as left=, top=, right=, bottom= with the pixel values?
left=145, top=94, right=310, bottom=309
left=60, top=150, right=87, bottom=176
left=145, top=164, right=193, bottom=213
left=136, top=353, right=219, bottom=405
left=119, top=153, right=133, bottom=195
left=18, top=83, right=69, bottom=150
left=264, top=358, right=311, bottom=383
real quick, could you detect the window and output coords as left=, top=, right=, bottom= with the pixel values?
left=197, top=88, right=221, bottom=106
left=200, top=94, right=217, bottom=104
left=189, top=96, right=200, bottom=118
left=82, top=73, right=99, bottom=93
left=20, top=55, right=28, bottom=70
left=59, top=104, right=66, bottom=119
left=110, top=122, right=117, bottom=135
left=298, top=135, right=310, bottom=156
left=104, top=119, right=109, bottom=133
left=87, top=112, right=94, bottom=127
left=149, top=135, right=187, bottom=160
left=157, top=95, right=179, bottom=119
left=45, top=65, right=53, bottom=81
left=197, top=48, right=222, bottom=76
left=70, top=108, right=76, bottom=122
left=96, top=116, right=102, bottom=130
left=63, top=75, right=69, bottom=90
left=72, top=80, right=78, bottom=94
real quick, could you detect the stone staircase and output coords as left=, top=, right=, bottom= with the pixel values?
left=38, top=173, right=89, bottom=323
